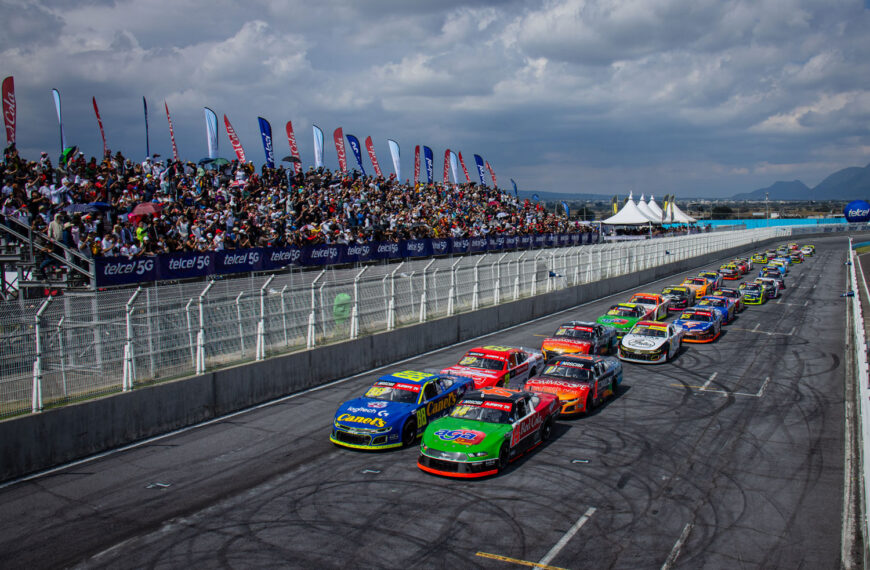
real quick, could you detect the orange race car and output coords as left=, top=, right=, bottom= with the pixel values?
left=680, top=277, right=712, bottom=298
left=540, top=321, right=619, bottom=361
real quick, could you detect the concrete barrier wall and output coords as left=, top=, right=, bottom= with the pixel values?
left=0, top=235, right=791, bottom=482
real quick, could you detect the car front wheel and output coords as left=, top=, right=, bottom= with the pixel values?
left=401, top=419, right=417, bottom=447
left=497, top=442, right=511, bottom=472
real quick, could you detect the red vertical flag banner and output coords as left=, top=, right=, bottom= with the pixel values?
left=485, top=161, right=497, bottom=188
left=333, top=127, right=347, bottom=173
left=443, top=149, right=451, bottom=183
left=165, top=102, right=179, bottom=161
left=92, top=97, right=107, bottom=156
left=2, top=76, right=15, bottom=146
left=364, top=136, right=382, bottom=177
left=285, top=121, right=302, bottom=174
left=458, top=152, right=471, bottom=183
left=223, top=114, right=247, bottom=162
left=414, top=145, right=420, bottom=184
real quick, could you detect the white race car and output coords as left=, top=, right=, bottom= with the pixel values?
left=618, top=321, right=683, bottom=364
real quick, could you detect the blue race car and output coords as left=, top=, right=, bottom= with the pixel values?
left=331, top=370, right=473, bottom=450
left=673, top=308, right=723, bottom=343
left=696, top=295, right=736, bottom=324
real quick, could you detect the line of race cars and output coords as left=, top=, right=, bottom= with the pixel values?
left=330, top=242, right=813, bottom=478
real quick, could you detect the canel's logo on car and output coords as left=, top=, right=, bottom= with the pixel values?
left=844, top=200, right=870, bottom=223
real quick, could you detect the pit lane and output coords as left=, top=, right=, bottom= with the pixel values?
left=0, top=236, right=850, bottom=568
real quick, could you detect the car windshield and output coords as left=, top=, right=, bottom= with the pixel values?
left=630, top=296, right=656, bottom=305
left=457, top=354, right=504, bottom=370
left=686, top=279, right=705, bottom=285
left=743, top=284, right=761, bottom=292
left=607, top=306, right=639, bottom=317
left=699, top=299, right=725, bottom=307
left=680, top=312, right=712, bottom=322
left=554, top=326, right=594, bottom=340
left=541, top=362, right=592, bottom=383
left=715, top=290, right=737, bottom=298
left=663, top=288, right=687, bottom=297
left=450, top=402, right=511, bottom=423
left=630, top=324, right=667, bottom=337
left=364, top=382, right=420, bottom=403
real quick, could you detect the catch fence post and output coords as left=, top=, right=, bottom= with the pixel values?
left=256, top=275, right=275, bottom=360
left=196, top=281, right=215, bottom=375
left=31, top=297, right=53, bottom=413
left=122, top=287, right=141, bottom=391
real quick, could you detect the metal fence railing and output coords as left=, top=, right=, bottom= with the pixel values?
left=1, top=227, right=791, bottom=418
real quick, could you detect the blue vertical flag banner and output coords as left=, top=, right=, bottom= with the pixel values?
left=511, top=178, right=518, bottom=199
left=51, top=88, right=66, bottom=152
left=313, top=124, right=324, bottom=168
left=473, top=154, right=486, bottom=186
left=449, top=151, right=459, bottom=184
left=204, top=107, right=219, bottom=159
left=257, top=116, right=275, bottom=168
left=532, top=193, right=540, bottom=202
left=561, top=201, right=570, bottom=219
left=387, top=139, right=401, bottom=179
left=143, top=96, right=150, bottom=158
left=346, top=134, right=366, bottom=176
left=423, top=146, right=434, bottom=183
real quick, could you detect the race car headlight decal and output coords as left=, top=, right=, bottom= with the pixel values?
left=421, top=443, right=428, bottom=452
left=467, top=451, right=488, bottom=458
left=563, top=397, right=580, bottom=404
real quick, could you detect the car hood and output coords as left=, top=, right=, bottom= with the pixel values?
left=621, top=334, right=669, bottom=350
left=596, top=315, right=638, bottom=329
left=422, top=417, right=512, bottom=454
left=526, top=376, right=591, bottom=400
left=441, top=365, right=501, bottom=384
left=674, top=320, right=713, bottom=331
left=334, top=397, right=415, bottom=428
left=541, top=338, right=593, bottom=353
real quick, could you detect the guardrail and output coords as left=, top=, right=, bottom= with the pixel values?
left=848, top=241, right=870, bottom=554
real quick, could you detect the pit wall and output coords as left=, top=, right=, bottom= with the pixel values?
left=0, top=234, right=798, bottom=482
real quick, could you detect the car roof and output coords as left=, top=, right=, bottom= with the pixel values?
left=548, top=354, right=601, bottom=365
left=377, top=371, right=438, bottom=386
left=471, top=387, right=526, bottom=403
left=561, top=320, right=598, bottom=328
left=465, top=346, right=516, bottom=358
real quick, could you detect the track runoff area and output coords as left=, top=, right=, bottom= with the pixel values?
left=0, top=236, right=850, bottom=569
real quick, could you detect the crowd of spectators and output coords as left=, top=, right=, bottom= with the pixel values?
left=2, top=145, right=595, bottom=269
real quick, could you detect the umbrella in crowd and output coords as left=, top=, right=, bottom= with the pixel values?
left=130, top=202, right=162, bottom=217
left=281, top=156, right=301, bottom=163
left=65, top=203, right=99, bottom=214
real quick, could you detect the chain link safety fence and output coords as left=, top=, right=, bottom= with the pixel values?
left=1, top=227, right=791, bottom=417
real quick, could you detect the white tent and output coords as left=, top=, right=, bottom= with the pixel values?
left=668, top=201, right=696, bottom=223
left=636, top=195, right=661, bottom=224
left=647, top=195, right=664, bottom=221
left=602, top=193, right=661, bottom=225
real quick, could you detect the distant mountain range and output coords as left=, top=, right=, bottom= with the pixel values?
left=732, top=162, right=870, bottom=201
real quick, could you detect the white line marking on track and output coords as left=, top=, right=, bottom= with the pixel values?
left=788, top=326, right=796, bottom=336
left=538, top=507, right=597, bottom=566
left=756, top=376, right=771, bottom=397
left=804, top=299, right=810, bottom=307
left=752, top=322, right=760, bottom=332
left=700, top=372, right=717, bottom=391
left=661, top=522, right=694, bottom=570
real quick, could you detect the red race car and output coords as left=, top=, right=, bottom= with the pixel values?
left=441, top=345, right=545, bottom=389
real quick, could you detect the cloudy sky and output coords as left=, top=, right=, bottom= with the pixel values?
left=2, top=0, right=870, bottom=198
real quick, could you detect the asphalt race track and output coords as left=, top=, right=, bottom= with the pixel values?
left=0, top=236, right=851, bottom=569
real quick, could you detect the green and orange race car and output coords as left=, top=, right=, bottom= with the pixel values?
left=417, top=387, right=560, bottom=478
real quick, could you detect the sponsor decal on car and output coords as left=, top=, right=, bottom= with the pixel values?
left=367, top=401, right=388, bottom=408
left=434, top=429, right=487, bottom=445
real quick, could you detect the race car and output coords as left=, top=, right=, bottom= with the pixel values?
left=718, top=264, right=741, bottom=280
left=768, top=259, right=789, bottom=275
left=417, top=387, right=560, bottom=478
left=739, top=281, right=769, bottom=305
left=441, top=345, right=545, bottom=389
left=524, top=354, right=622, bottom=416
left=711, top=287, right=745, bottom=312
left=627, top=292, right=671, bottom=320
left=681, top=277, right=713, bottom=298
left=733, top=258, right=752, bottom=273
left=673, top=308, right=723, bottom=343
left=776, top=246, right=790, bottom=257
left=755, top=277, right=783, bottom=299
left=618, top=321, right=683, bottom=364
left=800, top=245, right=815, bottom=256
left=696, top=295, right=737, bottom=324
left=540, top=321, right=619, bottom=361
left=788, top=242, right=799, bottom=251
left=330, top=370, right=473, bottom=450
left=662, top=286, right=697, bottom=312
left=789, top=251, right=804, bottom=264
left=759, top=266, right=787, bottom=283
left=698, top=271, right=724, bottom=290
left=751, top=253, right=768, bottom=265
left=596, top=303, right=648, bottom=338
